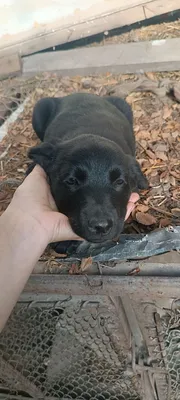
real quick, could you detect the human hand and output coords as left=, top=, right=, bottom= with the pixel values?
left=8, top=165, right=81, bottom=245
left=8, top=165, right=139, bottom=245
left=125, top=192, right=139, bottom=220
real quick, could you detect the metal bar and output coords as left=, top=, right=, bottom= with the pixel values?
left=22, top=275, right=180, bottom=299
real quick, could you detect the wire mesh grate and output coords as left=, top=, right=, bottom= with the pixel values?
left=0, top=298, right=142, bottom=400
left=160, top=310, right=180, bottom=400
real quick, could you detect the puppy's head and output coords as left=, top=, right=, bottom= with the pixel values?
left=29, top=136, right=148, bottom=243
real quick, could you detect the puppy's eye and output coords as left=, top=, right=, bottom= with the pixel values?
left=65, top=177, right=79, bottom=186
left=114, top=178, right=124, bottom=186
left=113, top=178, right=125, bottom=190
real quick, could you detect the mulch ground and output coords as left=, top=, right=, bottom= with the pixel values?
left=90, top=18, right=180, bottom=46
left=0, top=71, right=180, bottom=266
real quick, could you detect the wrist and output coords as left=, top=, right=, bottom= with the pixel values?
left=1, top=205, right=49, bottom=254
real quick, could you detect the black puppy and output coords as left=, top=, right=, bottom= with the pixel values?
left=29, top=93, right=148, bottom=244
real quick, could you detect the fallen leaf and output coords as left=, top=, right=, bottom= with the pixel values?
left=163, top=106, right=172, bottom=120
left=69, top=263, right=80, bottom=275
left=50, top=249, right=67, bottom=258
left=153, top=143, right=168, bottom=153
left=172, top=131, right=179, bottom=139
left=135, top=212, right=157, bottom=225
left=156, top=151, right=168, bottom=161
left=149, top=175, right=161, bottom=186
left=136, top=204, right=149, bottom=213
left=145, top=72, right=157, bottom=81
left=35, top=88, right=43, bottom=95
left=169, top=175, right=176, bottom=186
left=80, top=257, right=93, bottom=272
left=159, top=218, right=171, bottom=227
left=169, top=170, right=180, bottom=180
left=172, top=189, right=180, bottom=200
left=128, top=267, right=140, bottom=275
left=15, top=134, right=28, bottom=144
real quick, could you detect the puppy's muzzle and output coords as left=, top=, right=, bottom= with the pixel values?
left=88, top=217, right=113, bottom=236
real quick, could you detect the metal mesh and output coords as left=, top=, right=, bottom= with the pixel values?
left=160, top=310, right=180, bottom=400
left=0, top=297, right=141, bottom=400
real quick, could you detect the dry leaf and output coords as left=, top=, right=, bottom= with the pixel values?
left=169, top=175, right=176, bottom=186
left=156, top=151, right=168, bottom=161
left=80, top=257, right=93, bottom=272
left=145, top=72, right=157, bottom=81
left=128, top=267, right=140, bottom=275
left=15, top=134, right=28, bottom=144
left=163, top=106, right=172, bottom=119
left=136, top=212, right=157, bottom=225
left=153, top=143, right=168, bottom=153
left=69, top=263, right=80, bottom=275
left=136, top=204, right=149, bottom=213
left=50, top=250, right=67, bottom=258
left=159, top=218, right=171, bottom=227
left=169, top=170, right=180, bottom=180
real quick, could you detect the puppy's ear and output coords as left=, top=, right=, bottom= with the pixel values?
left=28, top=143, right=56, bottom=173
left=129, top=160, right=148, bottom=191
left=105, top=96, right=133, bottom=126
left=32, top=97, right=60, bottom=141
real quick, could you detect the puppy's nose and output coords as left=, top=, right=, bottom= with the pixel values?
left=88, top=218, right=113, bottom=234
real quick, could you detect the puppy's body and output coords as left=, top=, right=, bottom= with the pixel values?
left=34, top=94, right=134, bottom=155
left=29, top=93, right=148, bottom=244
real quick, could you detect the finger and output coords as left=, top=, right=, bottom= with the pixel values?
left=125, top=201, right=135, bottom=221
left=30, top=165, right=47, bottom=179
left=129, top=192, right=140, bottom=203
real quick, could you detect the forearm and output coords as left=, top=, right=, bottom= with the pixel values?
left=0, top=207, right=47, bottom=332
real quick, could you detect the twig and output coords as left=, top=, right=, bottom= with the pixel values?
left=149, top=205, right=174, bottom=218
left=0, top=143, right=11, bottom=161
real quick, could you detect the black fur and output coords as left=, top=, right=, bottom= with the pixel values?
left=29, top=93, right=148, bottom=244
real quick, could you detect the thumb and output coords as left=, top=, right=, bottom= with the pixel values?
left=125, top=202, right=135, bottom=221
left=47, top=211, right=82, bottom=243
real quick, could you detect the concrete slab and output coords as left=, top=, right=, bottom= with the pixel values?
left=23, top=38, right=180, bottom=76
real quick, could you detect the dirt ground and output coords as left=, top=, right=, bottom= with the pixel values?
left=0, top=70, right=179, bottom=235
left=0, top=17, right=180, bottom=264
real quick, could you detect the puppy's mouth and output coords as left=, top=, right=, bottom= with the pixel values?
left=70, top=221, right=124, bottom=244
left=84, top=236, right=113, bottom=244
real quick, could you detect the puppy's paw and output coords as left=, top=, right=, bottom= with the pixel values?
left=50, top=241, right=82, bottom=255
